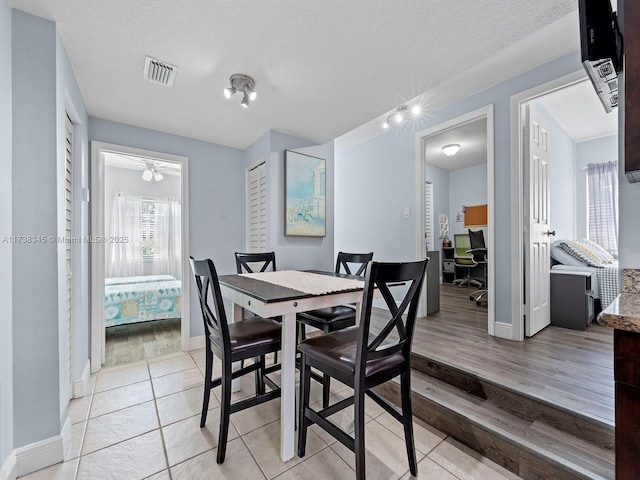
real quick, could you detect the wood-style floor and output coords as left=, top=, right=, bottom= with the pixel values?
left=413, top=283, right=614, bottom=426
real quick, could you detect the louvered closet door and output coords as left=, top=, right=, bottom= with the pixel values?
left=65, top=113, right=74, bottom=395
left=248, top=162, right=267, bottom=252
left=425, top=181, right=434, bottom=253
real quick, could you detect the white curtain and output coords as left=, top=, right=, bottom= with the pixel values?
left=153, top=196, right=182, bottom=279
left=587, top=161, right=618, bottom=257
left=107, top=193, right=144, bottom=277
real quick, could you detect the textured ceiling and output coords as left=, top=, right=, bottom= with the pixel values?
left=8, top=0, right=577, bottom=149
left=423, top=118, right=487, bottom=171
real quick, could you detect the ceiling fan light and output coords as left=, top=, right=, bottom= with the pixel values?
left=442, top=144, right=461, bottom=156
left=142, top=168, right=153, bottom=181
left=153, top=169, right=164, bottom=182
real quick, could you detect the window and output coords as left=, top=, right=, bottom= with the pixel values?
left=586, top=161, right=618, bottom=256
left=141, top=200, right=156, bottom=259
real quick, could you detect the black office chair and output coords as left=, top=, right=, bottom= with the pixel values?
left=297, top=259, right=428, bottom=480
left=297, top=251, right=373, bottom=407
left=190, top=257, right=281, bottom=464
left=468, top=229, right=488, bottom=305
left=235, top=252, right=282, bottom=363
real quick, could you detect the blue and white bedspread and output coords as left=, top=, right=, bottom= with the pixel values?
left=552, top=262, right=619, bottom=309
left=105, top=276, right=181, bottom=327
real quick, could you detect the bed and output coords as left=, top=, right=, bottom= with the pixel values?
left=550, top=239, right=619, bottom=310
left=104, top=274, right=182, bottom=327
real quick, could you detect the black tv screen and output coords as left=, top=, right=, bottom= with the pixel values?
left=578, top=0, right=623, bottom=113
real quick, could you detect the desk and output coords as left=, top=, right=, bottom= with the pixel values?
left=218, top=271, right=366, bottom=462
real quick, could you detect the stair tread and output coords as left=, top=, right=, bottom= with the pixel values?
left=411, top=351, right=615, bottom=429
left=407, top=370, right=614, bottom=480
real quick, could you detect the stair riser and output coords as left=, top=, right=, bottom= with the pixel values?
left=410, top=354, right=614, bottom=449
left=377, top=381, right=596, bottom=480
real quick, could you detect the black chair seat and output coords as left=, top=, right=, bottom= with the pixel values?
left=297, top=327, right=404, bottom=378
left=227, top=317, right=281, bottom=355
left=297, top=305, right=356, bottom=330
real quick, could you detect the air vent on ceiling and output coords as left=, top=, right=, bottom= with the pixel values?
left=143, top=56, right=177, bottom=87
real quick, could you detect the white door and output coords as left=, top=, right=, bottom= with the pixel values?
left=524, top=104, right=552, bottom=337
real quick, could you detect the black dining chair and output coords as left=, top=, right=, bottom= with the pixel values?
left=297, top=251, right=373, bottom=407
left=297, top=258, right=428, bottom=480
left=235, top=252, right=282, bottom=364
left=190, top=257, right=281, bottom=464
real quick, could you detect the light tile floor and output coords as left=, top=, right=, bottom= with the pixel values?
left=19, top=350, right=521, bottom=480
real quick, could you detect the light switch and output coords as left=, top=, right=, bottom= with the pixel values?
left=403, top=206, right=411, bottom=218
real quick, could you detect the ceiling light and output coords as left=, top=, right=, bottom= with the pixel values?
left=382, top=104, right=421, bottom=129
left=142, top=167, right=153, bottom=181
left=153, top=169, right=164, bottom=182
left=442, top=144, right=461, bottom=156
left=223, top=74, right=257, bottom=108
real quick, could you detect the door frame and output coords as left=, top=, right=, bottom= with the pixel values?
left=414, top=104, right=495, bottom=334
left=509, top=70, right=587, bottom=341
left=90, top=141, right=190, bottom=373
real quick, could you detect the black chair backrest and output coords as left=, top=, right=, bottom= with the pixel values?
left=468, top=229, right=486, bottom=262
left=355, top=259, right=428, bottom=374
left=235, top=252, right=276, bottom=274
left=190, top=257, right=231, bottom=359
left=335, top=252, right=374, bottom=277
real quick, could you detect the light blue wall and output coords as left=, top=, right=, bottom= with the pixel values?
left=88, top=118, right=246, bottom=338
left=336, top=52, right=584, bottom=325
left=532, top=100, right=577, bottom=241
left=575, top=134, right=618, bottom=238
left=11, top=10, right=61, bottom=447
left=0, top=0, right=13, bottom=468
left=448, top=164, right=488, bottom=238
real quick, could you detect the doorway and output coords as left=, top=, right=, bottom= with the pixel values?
left=415, top=105, right=495, bottom=334
left=91, top=142, right=190, bottom=373
left=511, top=72, right=619, bottom=340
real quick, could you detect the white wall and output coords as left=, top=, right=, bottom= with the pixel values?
left=0, top=0, right=13, bottom=470
left=575, top=134, right=618, bottom=238
left=336, top=52, right=584, bottom=325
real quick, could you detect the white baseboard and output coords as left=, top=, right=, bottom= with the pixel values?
left=72, top=359, right=91, bottom=398
left=189, top=335, right=205, bottom=351
left=493, top=321, right=514, bottom=340
left=14, top=417, right=69, bottom=478
left=0, top=450, right=17, bottom=480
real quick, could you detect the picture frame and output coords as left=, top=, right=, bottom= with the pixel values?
left=285, top=150, right=326, bottom=237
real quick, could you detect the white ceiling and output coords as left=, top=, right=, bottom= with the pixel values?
left=424, top=118, right=487, bottom=171
left=8, top=0, right=577, bottom=150
left=535, top=80, right=619, bottom=142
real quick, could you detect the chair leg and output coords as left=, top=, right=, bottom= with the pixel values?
left=255, top=355, right=265, bottom=395
left=354, top=387, right=367, bottom=480
left=297, top=354, right=311, bottom=458
left=400, top=369, right=417, bottom=476
left=200, top=349, right=213, bottom=428
left=322, top=374, right=331, bottom=408
left=217, top=363, right=232, bottom=464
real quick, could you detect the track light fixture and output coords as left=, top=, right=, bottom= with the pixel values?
left=223, top=74, right=257, bottom=108
left=382, top=104, right=421, bottom=129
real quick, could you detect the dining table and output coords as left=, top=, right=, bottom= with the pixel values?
left=217, top=269, right=368, bottom=462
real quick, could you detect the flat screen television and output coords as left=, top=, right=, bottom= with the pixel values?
left=578, top=0, right=623, bottom=113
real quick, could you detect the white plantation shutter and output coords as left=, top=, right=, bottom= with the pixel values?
left=64, top=113, right=74, bottom=395
left=425, top=181, right=434, bottom=252
left=248, top=162, right=267, bottom=252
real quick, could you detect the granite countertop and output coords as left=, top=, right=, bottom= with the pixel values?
left=597, top=294, right=640, bottom=333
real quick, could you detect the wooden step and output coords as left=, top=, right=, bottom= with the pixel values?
left=410, top=352, right=614, bottom=450
left=377, top=371, right=615, bottom=480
